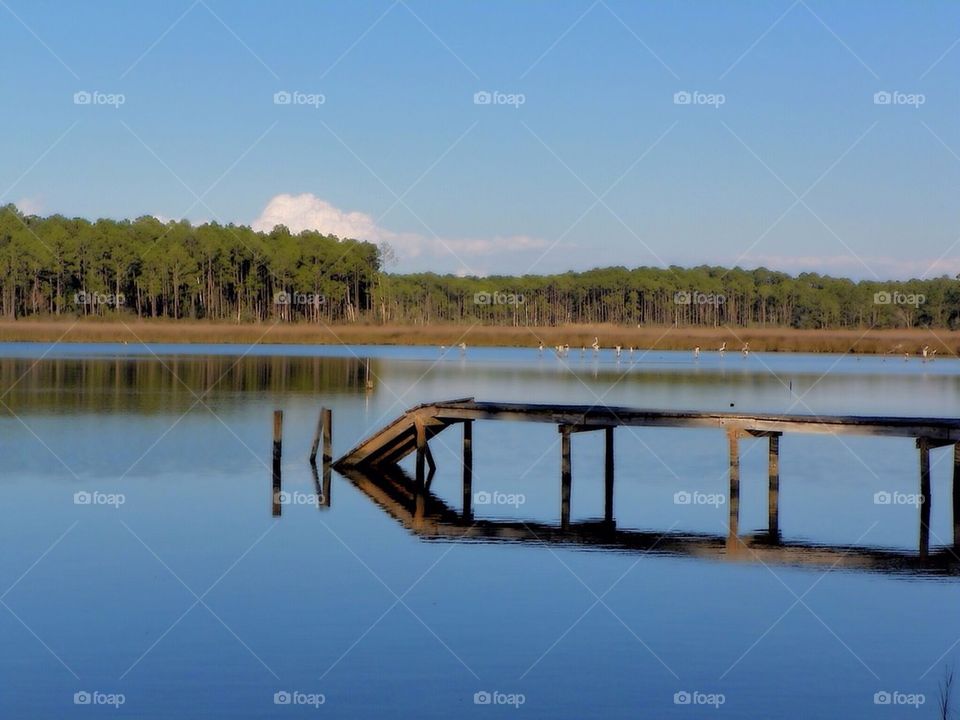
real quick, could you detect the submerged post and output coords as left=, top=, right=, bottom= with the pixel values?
left=919, top=438, right=931, bottom=558
left=560, top=425, right=572, bottom=529
left=415, top=418, right=427, bottom=483
left=272, top=410, right=283, bottom=517
left=727, top=429, right=740, bottom=541
left=768, top=434, right=781, bottom=540
left=322, top=408, right=333, bottom=466
left=462, top=420, right=473, bottom=520
left=310, top=408, right=324, bottom=466
left=604, top=427, right=615, bottom=525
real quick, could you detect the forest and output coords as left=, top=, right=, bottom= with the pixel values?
left=1, top=204, right=957, bottom=329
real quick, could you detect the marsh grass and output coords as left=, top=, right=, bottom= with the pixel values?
left=0, top=319, right=958, bottom=356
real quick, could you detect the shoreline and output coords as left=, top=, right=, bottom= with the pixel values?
left=0, top=319, right=955, bottom=355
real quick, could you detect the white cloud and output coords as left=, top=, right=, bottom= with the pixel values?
left=251, top=193, right=547, bottom=273
left=16, top=197, right=44, bottom=215
left=252, top=193, right=384, bottom=241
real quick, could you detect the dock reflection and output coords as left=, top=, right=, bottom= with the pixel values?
left=336, top=465, right=960, bottom=578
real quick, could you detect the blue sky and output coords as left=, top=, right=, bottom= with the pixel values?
left=2, top=0, right=960, bottom=279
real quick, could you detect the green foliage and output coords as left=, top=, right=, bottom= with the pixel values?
left=0, top=205, right=379, bottom=322
left=1, top=205, right=957, bottom=328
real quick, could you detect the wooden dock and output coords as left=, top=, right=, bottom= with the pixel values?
left=333, top=398, right=960, bottom=553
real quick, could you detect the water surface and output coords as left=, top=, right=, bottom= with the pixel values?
left=2, top=344, right=958, bottom=718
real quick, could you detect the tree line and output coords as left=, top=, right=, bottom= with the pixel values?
left=2, top=205, right=958, bottom=329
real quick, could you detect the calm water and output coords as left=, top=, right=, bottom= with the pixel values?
left=2, top=343, right=959, bottom=718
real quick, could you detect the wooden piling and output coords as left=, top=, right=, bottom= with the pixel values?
left=727, top=429, right=740, bottom=540
left=310, top=408, right=324, bottom=465
left=415, top=417, right=426, bottom=483
left=322, top=407, right=333, bottom=465
left=768, top=434, right=780, bottom=539
left=462, top=420, right=473, bottom=520
left=919, top=438, right=931, bottom=558
left=560, top=425, right=572, bottom=529
left=604, top=427, right=615, bottom=524
left=272, top=410, right=283, bottom=517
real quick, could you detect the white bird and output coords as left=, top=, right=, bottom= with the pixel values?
left=718, top=342, right=726, bottom=357
left=741, top=342, right=749, bottom=358
left=591, top=337, right=600, bottom=352
left=931, top=349, right=938, bottom=360
left=538, top=341, right=544, bottom=355
left=615, top=345, right=622, bottom=359
left=459, top=342, right=467, bottom=355
left=922, top=345, right=929, bottom=360
left=693, top=346, right=700, bottom=360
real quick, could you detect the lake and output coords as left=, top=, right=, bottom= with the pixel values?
left=1, top=342, right=958, bottom=718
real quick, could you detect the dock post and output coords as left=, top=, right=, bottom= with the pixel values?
left=322, top=408, right=333, bottom=466
left=768, top=434, right=780, bottom=540
left=954, top=442, right=960, bottom=551
left=560, top=425, right=572, bottom=529
left=272, top=410, right=283, bottom=517
left=919, top=438, right=931, bottom=558
left=415, top=417, right=427, bottom=484
left=309, top=408, right=323, bottom=466
left=604, top=427, right=615, bottom=525
left=727, top=429, right=740, bottom=542
left=462, top=420, right=473, bottom=520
